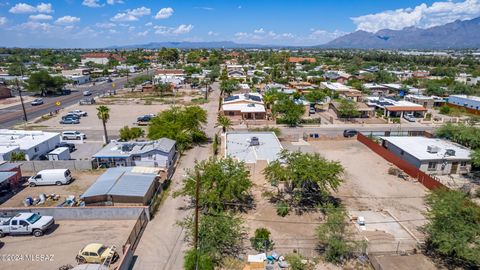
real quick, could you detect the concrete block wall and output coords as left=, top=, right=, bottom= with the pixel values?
left=14, top=160, right=93, bottom=172
left=0, top=206, right=148, bottom=220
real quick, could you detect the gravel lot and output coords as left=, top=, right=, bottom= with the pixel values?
left=284, top=140, right=429, bottom=249
left=0, top=219, right=135, bottom=270
left=0, top=170, right=102, bottom=207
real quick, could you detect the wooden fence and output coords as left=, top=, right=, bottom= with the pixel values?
left=357, top=133, right=446, bottom=190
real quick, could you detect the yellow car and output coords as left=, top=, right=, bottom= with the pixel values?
left=76, top=243, right=118, bottom=264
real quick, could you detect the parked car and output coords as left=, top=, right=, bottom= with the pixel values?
left=76, top=243, right=119, bottom=264
left=28, top=169, right=73, bottom=187
left=79, top=98, right=95, bottom=105
left=62, top=131, right=86, bottom=140
left=309, top=107, right=316, bottom=114
left=31, top=98, right=44, bottom=106
left=107, top=78, right=113, bottom=83
left=343, top=129, right=358, bottom=138
left=60, top=118, right=80, bottom=124
left=62, top=114, right=80, bottom=120
left=0, top=213, right=55, bottom=237
left=137, top=114, right=154, bottom=122
left=83, top=90, right=92, bottom=96
left=56, top=142, right=76, bottom=152
left=69, top=110, right=88, bottom=117
left=403, top=113, right=416, bottom=122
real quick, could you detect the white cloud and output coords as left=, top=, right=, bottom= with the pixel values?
left=96, top=22, right=116, bottom=29
left=238, top=5, right=242, bottom=9
left=36, top=2, right=53, bottom=13
left=195, top=6, right=213, bottom=11
left=55, top=16, right=80, bottom=25
left=109, top=29, right=118, bottom=34
left=208, top=31, right=219, bottom=36
left=155, top=7, right=174, bottom=19
left=82, top=0, right=103, bottom=8
left=0, top=17, right=7, bottom=26
left=9, top=2, right=53, bottom=14
left=145, top=22, right=153, bottom=27
left=9, top=3, right=37, bottom=14
left=253, top=28, right=265, bottom=34
left=138, top=30, right=149, bottom=36
left=308, top=29, right=346, bottom=43
left=107, top=0, right=123, bottom=5
left=233, top=28, right=344, bottom=45
left=352, top=0, right=480, bottom=32
left=29, top=14, right=53, bottom=21
left=154, top=24, right=193, bottom=35
left=111, top=6, right=151, bottom=22
left=17, top=21, right=52, bottom=31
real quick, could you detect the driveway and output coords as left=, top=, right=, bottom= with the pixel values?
left=132, top=83, right=220, bottom=269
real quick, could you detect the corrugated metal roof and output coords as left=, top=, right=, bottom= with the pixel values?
left=0, top=171, right=16, bottom=184
left=0, top=162, right=20, bottom=171
left=81, top=167, right=157, bottom=199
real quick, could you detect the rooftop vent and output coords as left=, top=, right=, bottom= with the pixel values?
left=427, top=145, right=439, bottom=153
left=249, top=136, right=259, bottom=146
left=445, top=149, right=456, bottom=156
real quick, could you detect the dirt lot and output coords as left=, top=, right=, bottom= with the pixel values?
left=0, top=219, right=135, bottom=270
left=0, top=170, right=102, bottom=207
left=284, top=140, right=429, bottom=250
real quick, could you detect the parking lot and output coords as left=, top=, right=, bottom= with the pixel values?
left=0, top=219, right=135, bottom=269
left=0, top=170, right=102, bottom=207
left=284, top=139, right=429, bottom=247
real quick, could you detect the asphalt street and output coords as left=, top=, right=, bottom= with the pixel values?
left=0, top=71, right=149, bottom=128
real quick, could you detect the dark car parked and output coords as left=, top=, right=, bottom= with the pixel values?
left=343, top=129, right=358, bottom=138
left=137, top=115, right=153, bottom=122
left=59, top=118, right=80, bottom=124
left=56, top=142, right=76, bottom=152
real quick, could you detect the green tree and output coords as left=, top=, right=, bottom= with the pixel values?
left=175, top=157, right=252, bottom=212
left=273, top=97, right=304, bottom=127
left=96, top=105, right=110, bottom=144
left=26, top=70, right=66, bottom=96
left=337, top=99, right=360, bottom=119
left=220, top=80, right=239, bottom=96
left=119, top=126, right=145, bottom=141
left=305, top=89, right=327, bottom=103
left=425, top=189, right=480, bottom=266
left=184, top=249, right=214, bottom=270
left=215, top=114, right=232, bottom=133
left=153, top=82, right=172, bottom=97
left=148, top=106, right=207, bottom=152
left=471, top=149, right=480, bottom=167
left=10, top=151, right=26, bottom=161
left=180, top=212, right=245, bottom=264
left=250, top=228, right=274, bottom=252
left=264, top=150, right=343, bottom=207
left=316, top=204, right=358, bottom=263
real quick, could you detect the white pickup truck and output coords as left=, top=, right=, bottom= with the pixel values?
left=0, top=213, right=55, bottom=237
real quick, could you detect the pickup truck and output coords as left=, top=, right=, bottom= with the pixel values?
left=0, top=213, right=55, bottom=237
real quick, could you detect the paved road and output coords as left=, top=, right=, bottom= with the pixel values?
left=132, top=83, right=221, bottom=270
left=0, top=71, right=148, bottom=128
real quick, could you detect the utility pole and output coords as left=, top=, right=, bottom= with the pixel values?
left=16, top=68, right=28, bottom=123
left=204, top=79, right=209, bottom=100
left=194, top=169, right=201, bottom=270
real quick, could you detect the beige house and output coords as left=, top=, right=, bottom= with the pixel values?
left=221, top=93, right=266, bottom=122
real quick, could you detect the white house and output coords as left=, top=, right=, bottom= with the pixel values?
left=0, top=130, right=60, bottom=161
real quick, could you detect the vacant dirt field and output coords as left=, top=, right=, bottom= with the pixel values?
left=0, top=219, right=135, bottom=270
left=0, top=170, right=103, bottom=207
left=284, top=140, right=429, bottom=249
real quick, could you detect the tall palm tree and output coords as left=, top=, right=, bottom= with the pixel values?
left=97, top=105, right=110, bottom=144
left=215, top=114, right=233, bottom=133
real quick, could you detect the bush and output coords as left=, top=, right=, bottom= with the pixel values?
left=439, top=106, right=451, bottom=115
left=10, top=151, right=26, bottom=161
left=184, top=249, right=214, bottom=270
left=276, top=201, right=290, bottom=217
left=250, top=228, right=274, bottom=252
left=285, top=253, right=308, bottom=270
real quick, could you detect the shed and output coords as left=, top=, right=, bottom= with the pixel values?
left=81, top=167, right=159, bottom=205
left=0, top=162, right=22, bottom=187
left=0, top=171, right=17, bottom=191
left=47, top=147, right=71, bottom=161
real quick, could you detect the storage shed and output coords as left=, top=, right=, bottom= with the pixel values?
left=81, top=167, right=159, bottom=205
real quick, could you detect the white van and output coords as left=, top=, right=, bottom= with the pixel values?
left=28, top=169, right=73, bottom=187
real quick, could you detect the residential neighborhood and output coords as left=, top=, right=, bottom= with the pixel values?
left=0, top=1, right=480, bottom=270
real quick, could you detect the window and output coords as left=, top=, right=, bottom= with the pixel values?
left=427, top=162, right=437, bottom=171
left=400, top=150, right=404, bottom=155
left=34, top=147, right=39, bottom=152
left=460, top=161, right=467, bottom=167
left=20, top=221, right=28, bottom=226
left=11, top=220, right=17, bottom=225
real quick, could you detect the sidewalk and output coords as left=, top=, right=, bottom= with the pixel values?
left=0, top=96, right=35, bottom=110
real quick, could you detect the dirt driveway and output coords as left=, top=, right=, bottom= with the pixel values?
left=0, top=219, right=135, bottom=270
left=1, top=170, right=102, bottom=207
left=284, top=140, right=429, bottom=250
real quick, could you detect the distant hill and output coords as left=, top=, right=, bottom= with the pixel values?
left=108, top=41, right=275, bottom=49
left=324, top=17, right=480, bottom=49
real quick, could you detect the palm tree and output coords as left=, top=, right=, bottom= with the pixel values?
left=215, top=114, right=233, bottom=133
left=97, top=105, right=110, bottom=144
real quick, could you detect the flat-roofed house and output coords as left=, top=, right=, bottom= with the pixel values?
left=221, top=93, right=266, bottom=122
left=381, top=136, right=472, bottom=175
left=447, top=95, right=480, bottom=115
left=366, top=97, right=427, bottom=118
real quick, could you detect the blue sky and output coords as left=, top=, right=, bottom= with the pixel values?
left=1, top=0, right=480, bottom=48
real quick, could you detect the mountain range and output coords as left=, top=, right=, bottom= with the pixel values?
left=323, top=17, right=480, bottom=49
left=110, top=17, right=480, bottom=49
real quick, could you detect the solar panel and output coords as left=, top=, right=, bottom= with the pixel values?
left=249, top=96, right=262, bottom=102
